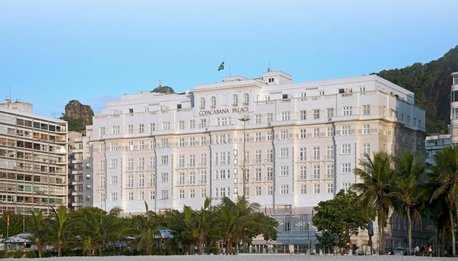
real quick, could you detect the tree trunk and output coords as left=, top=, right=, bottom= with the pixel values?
left=57, top=240, right=62, bottom=257
left=378, top=217, right=385, bottom=255
left=451, top=208, right=456, bottom=257
left=407, top=209, right=412, bottom=256
left=35, top=239, right=42, bottom=258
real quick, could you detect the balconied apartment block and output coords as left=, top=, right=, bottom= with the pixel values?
left=68, top=131, right=92, bottom=210
left=0, top=99, right=68, bottom=215
left=88, top=71, right=425, bottom=251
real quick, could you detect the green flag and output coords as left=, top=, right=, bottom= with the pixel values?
left=218, top=61, right=225, bottom=71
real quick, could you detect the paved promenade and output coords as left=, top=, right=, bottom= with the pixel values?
left=4, top=254, right=451, bottom=261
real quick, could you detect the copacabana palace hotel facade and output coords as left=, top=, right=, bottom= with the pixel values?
left=89, top=71, right=425, bottom=252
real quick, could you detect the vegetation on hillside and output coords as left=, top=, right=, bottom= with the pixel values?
left=377, top=45, right=458, bottom=133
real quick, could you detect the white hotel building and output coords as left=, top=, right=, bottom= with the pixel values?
left=90, top=71, right=425, bottom=219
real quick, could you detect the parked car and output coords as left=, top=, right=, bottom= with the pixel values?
left=393, top=247, right=407, bottom=255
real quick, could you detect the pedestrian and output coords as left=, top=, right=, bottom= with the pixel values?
left=428, top=245, right=432, bottom=257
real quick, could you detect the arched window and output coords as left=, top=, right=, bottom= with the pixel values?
left=211, top=96, right=216, bottom=108
left=243, top=93, right=249, bottom=105
left=232, top=94, right=238, bottom=107
left=200, top=97, right=205, bottom=109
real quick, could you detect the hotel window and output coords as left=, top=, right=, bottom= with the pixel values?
left=343, top=106, right=352, bottom=116
left=200, top=97, right=205, bottom=109
left=138, top=124, right=144, bottom=133
left=99, top=127, right=105, bottom=136
left=190, top=189, right=195, bottom=198
left=139, top=174, right=144, bottom=187
left=362, top=124, right=370, bottom=135
left=280, top=184, right=289, bottom=194
left=363, top=105, right=371, bottom=115
left=255, top=132, right=261, bottom=141
left=200, top=136, right=207, bottom=145
left=149, top=123, right=155, bottom=133
left=313, top=146, right=320, bottom=160
left=267, top=167, right=273, bottom=180
left=300, top=110, right=307, bottom=120
left=300, top=165, right=307, bottom=180
left=243, top=93, right=249, bottom=105
left=138, top=158, right=145, bottom=170
left=300, top=184, right=307, bottom=194
left=319, top=90, right=324, bottom=96
left=266, top=149, right=273, bottom=163
left=150, top=191, right=156, bottom=200
left=255, top=114, right=261, bottom=124
left=189, top=120, right=195, bottom=129
left=341, top=144, right=351, bottom=154
left=189, top=155, right=195, bottom=167
left=341, top=163, right=351, bottom=174
left=313, top=184, right=320, bottom=194
left=190, top=172, right=196, bottom=184
left=209, top=96, right=216, bottom=108
left=255, top=150, right=262, bottom=163
left=111, top=175, right=118, bottom=184
left=255, top=168, right=262, bottom=181
left=232, top=94, right=238, bottom=106
left=200, top=119, right=207, bottom=128
left=299, top=147, right=306, bottom=161
left=280, top=130, right=289, bottom=140
left=342, top=182, right=352, bottom=191
left=128, top=108, right=134, bottom=115
left=162, top=121, right=170, bottom=130
left=313, top=164, right=320, bottom=179
left=256, top=186, right=261, bottom=196
left=112, top=126, right=120, bottom=134
left=161, top=172, right=168, bottom=182
left=267, top=131, right=273, bottom=141
left=313, top=128, right=320, bottom=138
left=179, top=138, right=185, bottom=147
left=280, top=148, right=289, bottom=158
left=201, top=188, right=206, bottom=198
left=341, top=125, right=351, bottom=135
left=128, top=192, right=134, bottom=201
left=179, top=190, right=184, bottom=199
left=199, top=171, right=206, bottom=184
left=139, top=141, right=145, bottom=150
left=267, top=185, right=273, bottom=195
left=179, top=172, right=185, bottom=185
left=313, top=109, right=320, bottom=119
left=281, top=111, right=290, bottom=121
left=280, top=166, right=289, bottom=176
left=109, top=158, right=118, bottom=169
left=190, top=137, right=196, bottom=146
left=179, top=121, right=185, bottom=130
left=327, top=108, right=334, bottom=118
left=363, top=143, right=371, bottom=155
left=327, top=183, right=334, bottom=193
left=200, top=154, right=207, bottom=167
left=161, top=155, right=169, bottom=165
left=300, top=129, right=307, bottom=139
left=111, top=192, right=118, bottom=201
left=267, top=113, right=273, bottom=123
left=127, top=175, right=133, bottom=187
left=360, top=86, right=366, bottom=94
left=326, top=164, right=334, bottom=178
left=161, top=190, right=168, bottom=199
left=327, top=127, right=334, bottom=137
left=301, top=92, right=306, bottom=101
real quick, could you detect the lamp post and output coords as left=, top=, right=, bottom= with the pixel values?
left=307, top=222, right=310, bottom=255
left=238, top=116, right=249, bottom=197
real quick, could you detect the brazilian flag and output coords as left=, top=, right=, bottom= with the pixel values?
left=218, top=61, right=225, bottom=71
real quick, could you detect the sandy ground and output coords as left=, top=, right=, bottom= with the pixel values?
left=4, top=255, right=450, bottom=261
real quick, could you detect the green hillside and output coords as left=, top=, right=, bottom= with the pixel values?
left=377, top=45, right=458, bottom=134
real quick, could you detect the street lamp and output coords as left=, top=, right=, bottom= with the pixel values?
left=238, top=116, right=249, bottom=197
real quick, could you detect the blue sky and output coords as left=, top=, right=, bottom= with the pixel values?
left=1, top=0, right=457, bottom=117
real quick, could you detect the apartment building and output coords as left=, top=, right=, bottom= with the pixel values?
left=0, top=99, right=68, bottom=215
left=68, top=131, right=92, bottom=210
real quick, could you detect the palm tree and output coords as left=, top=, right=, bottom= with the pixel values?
left=392, top=151, right=426, bottom=255
left=75, top=207, right=122, bottom=256
left=47, top=205, right=72, bottom=257
left=431, top=146, right=458, bottom=257
left=131, top=202, right=161, bottom=255
left=353, top=152, right=396, bottom=255
left=192, top=197, right=212, bottom=254
left=215, top=196, right=260, bottom=254
left=29, top=209, right=45, bottom=257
